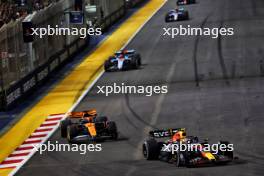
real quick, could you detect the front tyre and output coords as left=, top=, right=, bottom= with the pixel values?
left=143, top=139, right=160, bottom=160
left=165, top=16, right=170, bottom=23
left=67, top=125, right=79, bottom=143
left=173, top=151, right=181, bottom=167
left=107, top=121, right=118, bottom=140
left=60, top=119, right=72, bottom=138
left=217, top=141, right=234, bottom=159
left=131, top=56, right=139, bottom=69
left=135, top=54, right=142, bottom=66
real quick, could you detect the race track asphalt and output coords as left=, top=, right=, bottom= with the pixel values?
left=17, top=0, right=264, bottom=175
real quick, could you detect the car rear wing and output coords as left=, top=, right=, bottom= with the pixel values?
left=115, top=49, right=135, bottom=55
left=149, top=128, right=185, bottom=138
left=67, top=109, right=96, bottom=118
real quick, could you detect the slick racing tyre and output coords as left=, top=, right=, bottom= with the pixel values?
left=165, top=16, right=171, bottom=23
left=217, top=141, right=234, bottom=159
left=135, top=53, right=142, bottom=66
left=131, top=56, right=140, bottom=69
left=107, top=121, right=118, bottom=140
left=67, top=125, right=79, bottom=143
left=60, top=119, right=72, bottom=138
left=185, top=11, right=189, bottom=20
left=143, top=139, right=160, bottom=160
left=173, top=151, right=181, bottom=167
left=104, top=60, right=111, bottom=72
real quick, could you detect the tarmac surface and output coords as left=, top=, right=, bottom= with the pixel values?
left=17, top=0, right=264, bottom=175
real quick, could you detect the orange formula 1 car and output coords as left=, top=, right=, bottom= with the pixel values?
left=60, top=109, right=118, bottom=143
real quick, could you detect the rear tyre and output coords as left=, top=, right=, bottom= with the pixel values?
left=143, top=139, right=160, bottom=160
left=107, top=121, right=118, bottom=140
left=165, top=16, right=170, bottom=23
left=67, top=125, right=79, bottom=143
left=174, top=151, right=181, bottom=167
left=60, top=119, right=72, bottom=138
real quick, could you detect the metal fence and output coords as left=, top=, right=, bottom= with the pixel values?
left=0, top=0, right=74, bottom=91
left=0, top=19, right=26, bottom=91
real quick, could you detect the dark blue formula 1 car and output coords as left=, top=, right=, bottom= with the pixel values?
left=165, top=8, right=189, bottom=22
left=177, top=0, right=196, bottom=5
left=143, top=128, right=234, bottom=167
left=104, top=50, right=141, bottom=72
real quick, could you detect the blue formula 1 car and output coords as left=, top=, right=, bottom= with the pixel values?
left=165, top=8, right=189, bottom=22
left=104, top=50, right=141, bottom=72
left=177, top=0, right=196, bottom=5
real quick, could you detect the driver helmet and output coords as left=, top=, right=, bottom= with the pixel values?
left=121, top=49, right=128, bottom=54
left=87, top=109, right=97, bottom=116
left=119, top=54, right=124, bottom=58
left=86, top=117, right=94, bottom=123
left=172, top=130, right=186, bottom=142
left=83, top=109, right=97, bottom=121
